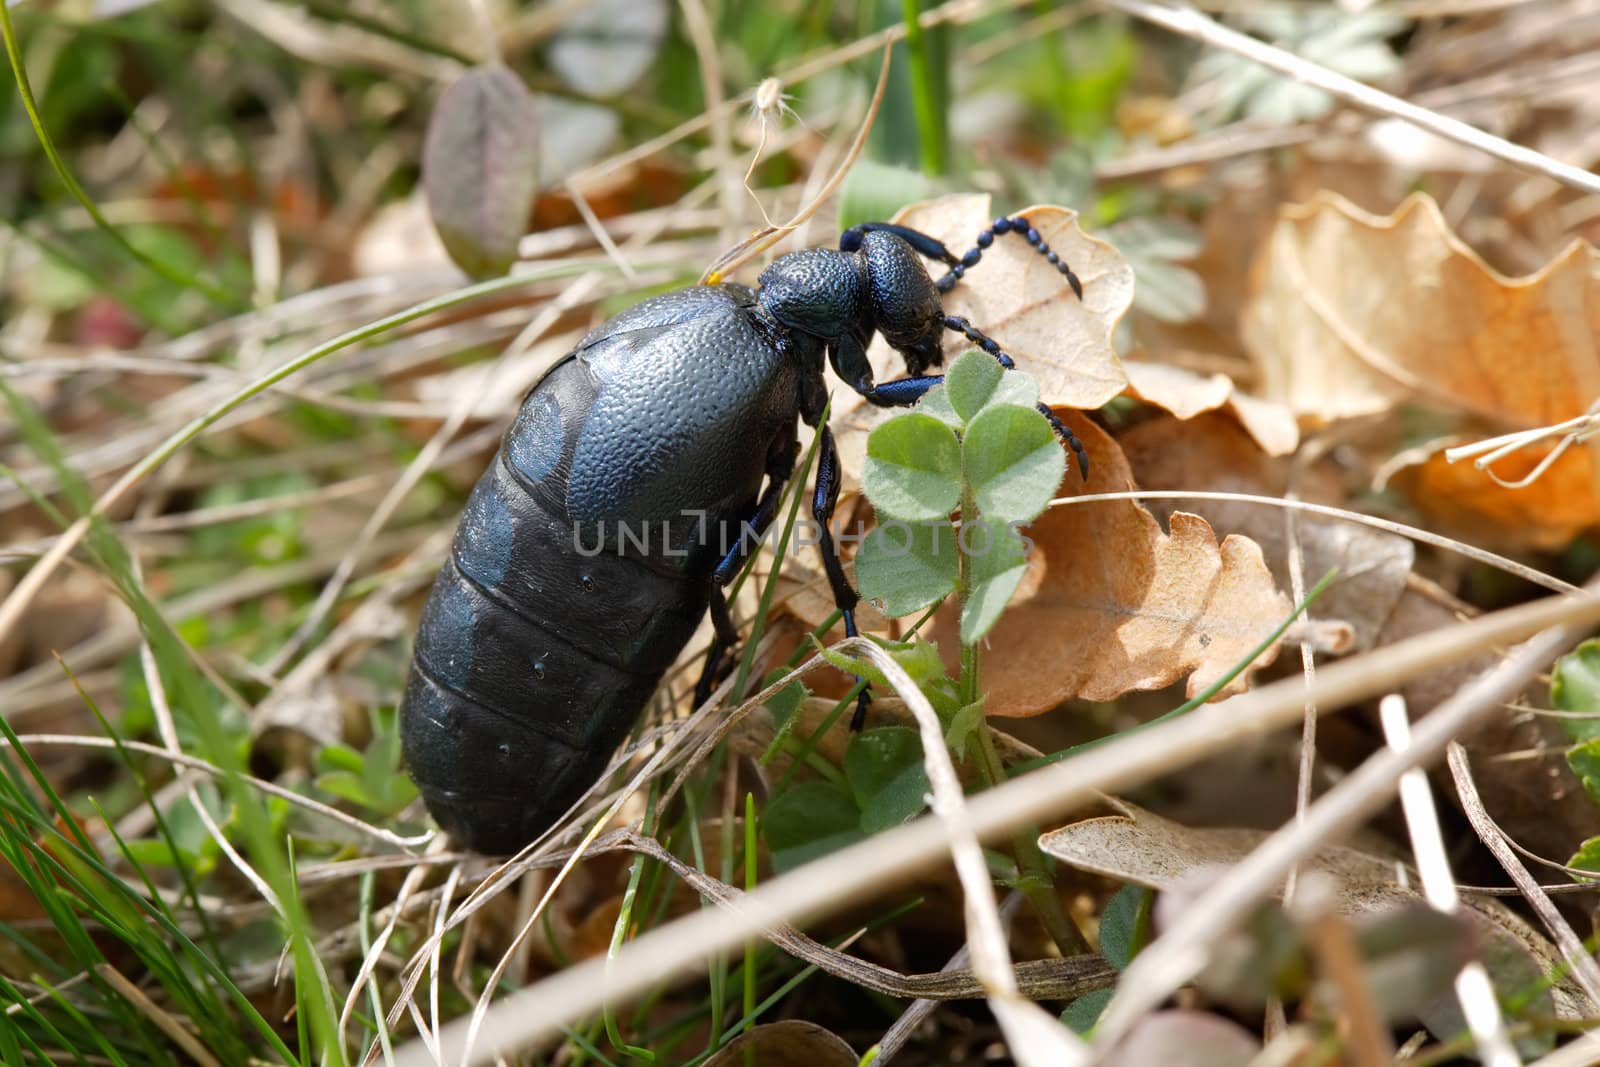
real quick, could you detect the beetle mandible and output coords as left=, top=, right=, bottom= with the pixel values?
left=400, top=216, right=1090, bottom=854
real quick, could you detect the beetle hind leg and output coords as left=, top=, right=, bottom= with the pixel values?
left=693, top=590, right=743, bottom=707
left=692, top=442, right=797, bottom=707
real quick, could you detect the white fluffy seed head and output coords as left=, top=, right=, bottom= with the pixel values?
left=750, top=77, right=797, bottom=122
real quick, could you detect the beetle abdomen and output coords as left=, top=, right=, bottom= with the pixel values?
left=401, top=357, right=712, bottom=852
left=402, top=455, right=709, bottom=853
left=401, top=291, right=799, bottom=852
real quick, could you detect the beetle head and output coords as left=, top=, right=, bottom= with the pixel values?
left=856, top=231, right=944, bottom=376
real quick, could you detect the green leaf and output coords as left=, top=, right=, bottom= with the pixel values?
left=917, top=383, right=963, bottom=429
left=1567, top=739, right=1600, bottom=806
left=938, top=351, right=1042, bottom=425
left=990, top=371, right=1041, bottom=411
left=959, top=519, right=1029, bottom=644
left=120, top=838, right=198, bottom=870
left=886, top=637, right=953, bottom=691
left=962, top=404, right=1065, bottom=524
left=815, top=636, right=963, bottom=720
left=862, top=412, right=963, bottom=522
left=856, top=520, right=959, bottom=617
left=837, top=159, right=934, bottom=233
left=315, top=743, right=365, bottom=775
left=762, top=781, right=863, bottom=873
left=1552, top=639, right=1600, bottom=742
left=944, top=350, right=1004, bottom=422
left=1061, top=988, right=1113, bottom=1034
left=423, top=64, right=540, bottom=278
left=1099, top=885, right=1152, bottom=970
left=845, top=727, right=930, bottom=833
left=1105, top=217, right=1207, bottom=325
left=944, top=699, right=985, bottom=761
left=1567, top=835, right=1600, bottom=876
left=314, top=770, right=372, bottom=808
left=763, top=677, right=809, bottom=730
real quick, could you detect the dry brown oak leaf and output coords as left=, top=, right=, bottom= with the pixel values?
left=831, top=193, right=1133, bottom=479
left=1243, top=190, right=1600, bottom=427
left=929, top=411, right=1291, bottom=717
left=1243, top=190, right=1600, bottom=546
left=1122, top=360, right=1299, bottom=457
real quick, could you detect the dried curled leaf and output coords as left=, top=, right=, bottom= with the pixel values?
left=1243, top=190, right=1600, bottom=546
left=898, top=193, right=1133, bottom=408
left=1244, top=191, right=1600, bottom=426
left=930, top=412, right=1291, bottom=716
left=1123, top=360, right=1299, bottom=457
left=1120, top=413, right=1412, bottom=652
left=1398, top=440, right=1600, bottom=551
left=1039, top=798, right=1591, bottom=1023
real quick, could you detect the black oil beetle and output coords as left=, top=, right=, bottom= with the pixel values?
left=400, top=216, right=1089, bottom=853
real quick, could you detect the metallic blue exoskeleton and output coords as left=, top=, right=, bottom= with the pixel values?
left=401, top=217, right=1088, bottom=853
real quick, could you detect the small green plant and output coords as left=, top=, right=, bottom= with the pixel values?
left=854, top=348, right=1063, bottom=647
left=821, top=349, right=1087, bottom=953
left=313, top=707, right=418, bottom=819
left=1549, top=639, right=1600, bottom=872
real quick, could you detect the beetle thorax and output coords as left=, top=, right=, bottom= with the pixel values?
left=754, top=232, right=944, bottom=368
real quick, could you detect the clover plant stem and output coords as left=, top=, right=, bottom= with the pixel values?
left=971, top=721, right=1090, bottom=956
left=955, top=491, right=1088, bottom=956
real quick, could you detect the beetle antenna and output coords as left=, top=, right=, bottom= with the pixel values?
left=934, top=216, right=1083, bottom=300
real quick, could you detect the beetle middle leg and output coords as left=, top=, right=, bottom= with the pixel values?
left=811, top=423, right=872, bottom=730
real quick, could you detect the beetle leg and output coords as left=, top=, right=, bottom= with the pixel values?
left=860, top=373, right=944, bottom=408
left=933, top=216, right=1082, bottom=299
left=693, top=443, right=798, bottom=706
left=813, top=424, right=872, bottom=731
left=826, top=332, right=879, bottom=394
left=694, top=589, right=743, bottom=707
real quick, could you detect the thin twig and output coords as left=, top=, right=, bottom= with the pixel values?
left=1381, top=697, right=1519, bottom=1067
left=1104, top=0, right=1600, bottom=196
left=95, top=963, right=222, bottom=1067
left=6, top=732, right=430, bottom=856
left=1051, top=490, right=1574, bottom=595
left=1447, top=743, right=1600, bottom=1008
left=1094, top=577, right=1600, bottom=1051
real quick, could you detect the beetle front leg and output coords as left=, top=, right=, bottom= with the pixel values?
left=812, top=424, right=872, bottom=731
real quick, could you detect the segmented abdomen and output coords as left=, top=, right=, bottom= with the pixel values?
left=400, top=360, right=709, bottom=854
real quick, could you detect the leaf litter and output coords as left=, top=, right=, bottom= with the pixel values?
left=14, top=5, right=1600, bottom=1064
